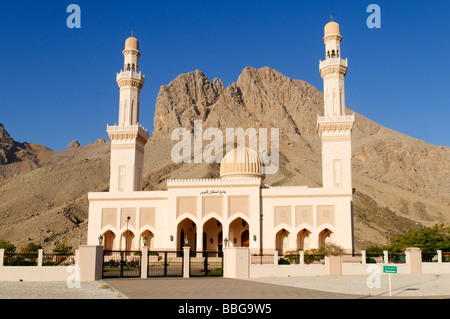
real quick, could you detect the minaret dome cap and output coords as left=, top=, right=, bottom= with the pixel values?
left=125, top=35, right=139, bottom=51
left=324, top=21, right=340, bottom=37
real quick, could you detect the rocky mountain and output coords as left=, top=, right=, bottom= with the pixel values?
left=0, top=67, right=449, bottom=252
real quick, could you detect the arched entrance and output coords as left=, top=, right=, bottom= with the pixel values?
left=140, top=230, right=154, bottom=249
left=202, top=218, right=223, bottom=252
left=319, top=228, right=333, bottom=247
left=177, top=218, right=197, bottom=251
left=121, top=230, right=135, bottom=251
left=229, top=217, right=249, bottom=247
left=297, top=229, right=311, bottom=251
left=276, top=229, right=289, bottom=254
left=102, top=230, right=116, bottom=251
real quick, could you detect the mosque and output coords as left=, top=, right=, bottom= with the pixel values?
left=87, top=20, right=356, bottom=256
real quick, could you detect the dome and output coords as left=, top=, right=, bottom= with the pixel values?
left=125, top=36, right=139, bottom=51
left=324, top=21, right=340, bottom=37
left=220, top=147, right=264, bottom=179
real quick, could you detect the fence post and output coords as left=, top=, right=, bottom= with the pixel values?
left=38, top=249, right=43, bottom=267
left=0, top=249, right=4, bottom=267
left=383, top=250, right=389, bottom=264
left=273, top=250, right=278, bottom=265
left=437, top=250, right=442, bottom=264
left=299, top=251, right=304, bottom=265
left=183, top=247, right=190, bottom=278
left=141, top=246, right=148, bottom=279
left=361, top=250, right=366, bottom=264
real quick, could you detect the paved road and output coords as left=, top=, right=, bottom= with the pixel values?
left=102, top=275, right=450, bottom=299
left=102, top=277, right=370, bottom=299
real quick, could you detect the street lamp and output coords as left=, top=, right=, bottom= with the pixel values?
left=125, top=216, right=130, bottom=251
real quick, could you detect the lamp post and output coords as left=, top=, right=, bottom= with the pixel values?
left=125, top=216, right=130, bottom=251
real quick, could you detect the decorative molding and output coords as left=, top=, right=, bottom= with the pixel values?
left=89, top=197, right=168, bottom=202
left=262, top=194, right=351, bottom=199
left=320, top=65, right=347, bottom=78
left=117, top=78, right=144, bottom=89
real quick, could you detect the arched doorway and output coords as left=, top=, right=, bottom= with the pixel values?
left=297, top=229, right=311, bottom=251
left=319, top=228, right=333, bottom=247
left=229, top=217, right=249, bottom=247
left=140, top=230, right=154, bottom=249
left=276, top=229, right=289, bottom=254
left=202, top=218, right=223, bottom=252
left=121, top=230, right=135, bottom=251
left=102, top=230, right=116, bottom=251
left=177, top=218, right=197, bottom=251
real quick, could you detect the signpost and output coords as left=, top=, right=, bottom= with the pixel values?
left=383, top=266, right=397, bottom=296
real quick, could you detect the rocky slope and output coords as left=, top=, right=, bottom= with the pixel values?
left=0, top=67, right=448, bottom=252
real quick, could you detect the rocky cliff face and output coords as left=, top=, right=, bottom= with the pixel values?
left=0, top=67, right=448, bottom=251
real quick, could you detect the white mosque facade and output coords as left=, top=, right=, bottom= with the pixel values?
left=87, top=21, right=356, bottom=255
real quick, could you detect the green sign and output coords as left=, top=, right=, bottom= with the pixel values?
left=383, top=266, right=397, bottom=274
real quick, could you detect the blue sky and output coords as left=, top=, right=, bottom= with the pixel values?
left=0, top=0, right=449, bottom=151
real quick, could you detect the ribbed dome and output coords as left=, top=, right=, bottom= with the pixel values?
left=220, top=147, right=264, bottom=179
left=324, top=21, right=340, bottom=37
left=125, top=36, right=139, bottom=51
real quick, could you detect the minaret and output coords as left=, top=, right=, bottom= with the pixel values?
left=107, top=34, right=149, bottom=192
left=318, top=20, right=355, bottom=190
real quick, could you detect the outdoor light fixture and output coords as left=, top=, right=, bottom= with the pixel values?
left=98, top=235, right=103, bottom=245
left=170, top=235, right=174, bottom=241
left=224, top=238, right=229, bottom=248
left=143, top=236, right=147, bottom=247
left=253, top=235, right=257, bottom=241
left=185, top=236, right=189, bottom=246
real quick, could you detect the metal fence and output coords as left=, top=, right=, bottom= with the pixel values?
left=102, top=251, right=141, bottom=278
left=443, top=252, right=450, bottom=263
left=42, top=254, right=76, bottom=266
left=189, top=251, right=223, bottom=277
left=422, top=252, right=439, bottom=263
left=3, top=253, right=38, bottom=266
left=148, top=251, right=183, bottom=277
left=365, top=254, right=384, bottom=264
left=251, top=254, right=275, bottom=265
left=388, top=253, right=406, bottom=264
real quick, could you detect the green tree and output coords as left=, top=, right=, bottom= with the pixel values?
left=19, top=242, right=41, bottom=254
left=0, top=240, right=16, bottom=254
left=387, top=224, right=450, bottom=253
left=53, top=240, right=74, bottom=255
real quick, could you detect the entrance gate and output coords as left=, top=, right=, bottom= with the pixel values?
left=102, top=251, right=141, bottom=278
left=190, top=251, right=223, bottom=277
left=148, top=251, right=184, bottom=277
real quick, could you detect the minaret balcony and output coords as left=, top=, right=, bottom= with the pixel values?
left=317, top=114, right=354, bottom=124
left=107, top=123, right=149, bottom=139
left=116, top=70, right=145, bottom=82
left=319, top=57, right=348, bottom=70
